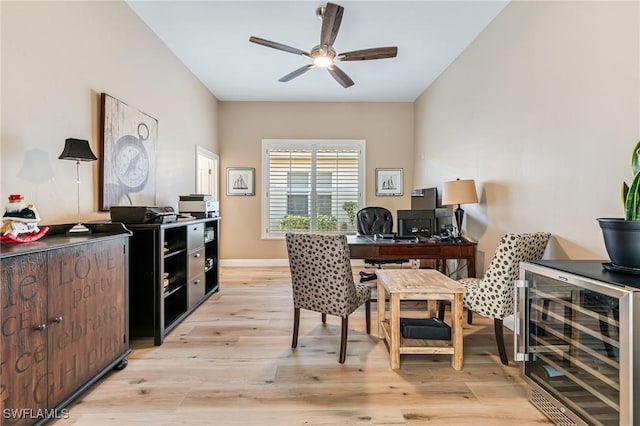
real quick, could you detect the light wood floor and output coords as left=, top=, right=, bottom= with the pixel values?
left=55, top=266, right=551, bottom=426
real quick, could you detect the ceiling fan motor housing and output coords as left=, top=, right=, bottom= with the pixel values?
left=311, top=45, right=336, bottom=63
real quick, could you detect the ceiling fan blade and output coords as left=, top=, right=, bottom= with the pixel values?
left=327, top=64, right=354, bottom=88
left=249, top=36, right=310, bottom=57
left=279, top=64, right=314, bottom=82
left=320, top=3, right=344, bottom=47
left=338, top=47, right=398, bottom=61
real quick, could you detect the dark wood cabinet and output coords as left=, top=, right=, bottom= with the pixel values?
left=126, top=217, right=220, bottom=345
left=1, top=252, right=48, bottom=422
left=0, top=224, right=130, bottom=426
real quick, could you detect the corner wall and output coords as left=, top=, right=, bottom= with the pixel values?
left=414, top=0, right=640, bottom=270
left=1, top=1, right=219, bottom=224
left=219, top=102, right=414, bottom=261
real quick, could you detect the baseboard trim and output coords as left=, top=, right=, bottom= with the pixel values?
left=220, top=259, right=366, bottom=267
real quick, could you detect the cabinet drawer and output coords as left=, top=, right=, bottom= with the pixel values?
left=188, top=248, right=205, bottom=279
left=188, top=275, right=205, bottom=309
left=187, top=223, right=204, bottom=251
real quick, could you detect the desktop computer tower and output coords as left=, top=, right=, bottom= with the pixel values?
left=411, top=187, right=437, bottom=210
left=403, top=188, right=453, bottom=237
left=434, top=208, right=453, bottom=234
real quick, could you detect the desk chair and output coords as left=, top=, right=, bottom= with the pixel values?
left=356, top=206, right=393, bottom=236
left=459, top=232, right=551, bottom=365
left=286, top=233, right=371, bottom=364
left=355, top=207, right=408, bottom=297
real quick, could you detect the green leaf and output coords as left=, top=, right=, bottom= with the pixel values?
left=625, top=171, right=640, bottom=220
left=631, top=140, right=640, bottom=177
left=622, top=182, right=629, bottom=206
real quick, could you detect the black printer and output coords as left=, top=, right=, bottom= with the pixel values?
left=110, top=206, right=177, bottom=224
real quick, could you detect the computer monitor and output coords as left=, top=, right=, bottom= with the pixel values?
left=397, top=210, right=435, bottom=237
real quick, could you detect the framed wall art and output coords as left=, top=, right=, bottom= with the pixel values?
left=227, top=167, right=255, bottom=196
left=99, top=93, right=158, bottom=211
left=375, top=168, right=403, bottom=196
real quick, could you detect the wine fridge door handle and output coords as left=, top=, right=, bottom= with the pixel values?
left=514, top=279, right=529, bottom=362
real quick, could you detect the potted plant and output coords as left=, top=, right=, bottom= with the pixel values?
left=597, top=140, right=640, bottom=269
left=342, top=201, right=358, bottom=230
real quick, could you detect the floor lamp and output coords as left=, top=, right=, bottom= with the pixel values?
left=59, top=138, right=97, bottom=234
left=442, top=178, right=478, bottom=240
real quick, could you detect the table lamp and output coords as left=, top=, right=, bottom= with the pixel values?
left=59, top=138, right=97, bottom=234
left=442, top=178, right=478, bottom=239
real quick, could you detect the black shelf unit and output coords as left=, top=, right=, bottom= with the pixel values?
left=125, top=217, right=220, bottom=345
left=204, top=223, right=219, bottom=294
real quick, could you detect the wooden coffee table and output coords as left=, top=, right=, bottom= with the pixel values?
left=376, top=269, right=466, bottom=370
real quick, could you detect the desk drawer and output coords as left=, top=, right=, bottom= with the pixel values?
left=378, top=245, right=442, bottom=257
left=439, top=245, right=473, bottom=257
left=188, top=248, right=205, bottom=279
left=349, top=245, right=379, bottom=259
left=188, top=274, right=205, bottom=309
left=187, top=223, right=204, bottom=251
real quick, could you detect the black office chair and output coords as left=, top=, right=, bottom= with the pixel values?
left=356, top=206, right=394, bottom=236
left=355, top=207, right=407, bottom=287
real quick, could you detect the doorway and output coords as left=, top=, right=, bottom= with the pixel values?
left=196, top=145, right=219, bottom=200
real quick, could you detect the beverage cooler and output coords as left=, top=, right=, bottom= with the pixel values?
left=514, top=260, right=640, bottom=426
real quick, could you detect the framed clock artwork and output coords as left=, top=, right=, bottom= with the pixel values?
left=99, top=93, right=158, bottom=211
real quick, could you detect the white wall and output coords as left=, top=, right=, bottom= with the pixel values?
left=1, top=1, right=219, bottom=224
left=414, top=0, right=640, bottom=271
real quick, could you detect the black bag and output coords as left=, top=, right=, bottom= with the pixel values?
left=400, top=317, right=451, bottom=340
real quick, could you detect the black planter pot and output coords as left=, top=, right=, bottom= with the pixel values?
left=597, top=218, right=640, bottom=269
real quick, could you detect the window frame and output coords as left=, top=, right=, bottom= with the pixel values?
left=261, top=139, right=366, bottom=239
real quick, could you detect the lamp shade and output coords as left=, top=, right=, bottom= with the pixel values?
left=442, top=179, right=478, bottom=206
left=59, top=138, right=97, bottom=161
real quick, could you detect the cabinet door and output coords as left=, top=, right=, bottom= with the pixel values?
left=46, top=239, right=128, bottom=407
left=522, top=270, right=625, bottom=425
left=1, top=253, right=48, bottom=426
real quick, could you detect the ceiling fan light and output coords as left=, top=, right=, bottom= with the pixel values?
left=313, top=55, right=333, bottom=68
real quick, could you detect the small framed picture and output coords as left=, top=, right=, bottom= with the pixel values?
left=375, top=168, right=403, bottom=196
left=226, top=167, right=255, bottom=196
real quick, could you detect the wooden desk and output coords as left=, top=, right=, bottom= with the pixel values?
left=347, top=235, right=477, bottom=278
left=376, top=269, right=466, bottom=370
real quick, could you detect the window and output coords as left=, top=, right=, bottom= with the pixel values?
left=262, top=139, right=365, bottom=238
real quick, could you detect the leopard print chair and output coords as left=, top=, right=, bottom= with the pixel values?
left=460, top=232, right=551, bottom=365
left=286, top=233, right=371, bottom=363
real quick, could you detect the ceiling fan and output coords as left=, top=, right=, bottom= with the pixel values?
left=249, top=2, right=398, bottom=88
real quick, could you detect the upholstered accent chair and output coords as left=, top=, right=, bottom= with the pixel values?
left=285, top=233, right=371, bottom=364
left=460, top=232, right=551, bottom=365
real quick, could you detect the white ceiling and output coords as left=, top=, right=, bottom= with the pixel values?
left=127, top=1, right=509, bottom=102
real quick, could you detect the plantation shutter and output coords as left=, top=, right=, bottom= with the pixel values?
left=263, top=140, right=364, bottom=238
left=267, top=148, right=313, bottom=235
